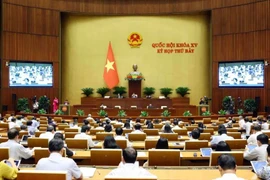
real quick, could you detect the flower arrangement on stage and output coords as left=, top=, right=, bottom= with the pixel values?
left=125, top=72, right=145, bottom=81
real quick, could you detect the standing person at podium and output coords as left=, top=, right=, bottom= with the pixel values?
left=52, top=97, right=59, bottom=113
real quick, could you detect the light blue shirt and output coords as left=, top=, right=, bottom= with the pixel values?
left=0, top=140, right=33, bottom=160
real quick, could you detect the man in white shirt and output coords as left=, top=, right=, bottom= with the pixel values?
left=243, top=118, right=253, bottom=138
left=31, top=117, right=40, bottom=129
left=7, top=114, right=14, bottom=122
left=261, top=120, right=269, bottom=130
left=95, top=122, right=105, bottom=130
left=74, top=125, right=95, bottom=148
left=238, top=116, right=245, bottom=129
left=247, top=125, right=262, bottom=145
left=39, top=126, right=55, bottom=141
left=36, top=138, right=82, bottom=180
left=86, top=114, right=95, bottom=122
left=214, top=154, right=244, bottom=180
left=0, top=128, right=33, bottom=160
left=211, top=128, right=234, bottom=148
left=8, top=118, right=19, bottom=129
left=172, top=120, right=181, bottom=130
left=131, top=124, right=143, bottom=133
left=105, top=147, right=156, bottom=178
left=115, top=127, right=132, bottom=147
left=244, top=133, right=269, bottom=161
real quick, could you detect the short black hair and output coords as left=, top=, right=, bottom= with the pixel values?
left=257, top=134, right=269, bottom=144
left=49, top=138, right=64, bottom=152
left=81, top=125, right=90, bottom=133
left=11, top=118, right=16, bottom=122
left=104, top=124, right=112, bottom=132
left=218, top=124, right=225, bottom=130
left=134, top=124, right=141, bottom=130
left=191, top=128, right=200, bottom=139
left=218, top=154, right=236, bottom=170
left=147, top=122, right=154, bottom=129
left=253, top=125, right=261, bottom=131
left=136, top=118, right=141, bottom=123
left=115, top=127, right=123, bottom=135
left=124, top=122, right=131, bottom=129
left=20, top=125, right=27, bottom=130
left=99, top=122, right=104, bottom=127
left=173, top=120, right=178, bottom=126
left=267, top=145, right=270, bottom=156
left=47, top=125, right=54, bottom=132
left=123, top=147, right=137, bottom=163
left=8, top=128, right=19, bottom=139
left=103, top=136, right=119, bottom=149
left=54, top=132, right=64, bottom=140
left=26, top=120, right=33, bottom=126
left=164, top=124, right=173, bottom=133
left=83, top=119, right=89, bottom=125
left=218, top=128, right=227, bottom=135
left=198, top=122, right=204, bottom=128
left=216, top=141, right=231, bottom=151
left=156, top=138, right=169, bottom=149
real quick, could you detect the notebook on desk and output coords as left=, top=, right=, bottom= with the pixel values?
left=247, top=144, right=257, bottom=152
left=79, top=167, right=96, bottom=178
left=200, top=148, right=212, bottom=157
left=251, top=161, right=268, bottom=174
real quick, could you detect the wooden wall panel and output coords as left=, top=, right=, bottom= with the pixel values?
left=3, top=32, right=59, bottom=62
left=212, top=35, right=235, bottom=61
left=3, top=3, right=59, bottom=36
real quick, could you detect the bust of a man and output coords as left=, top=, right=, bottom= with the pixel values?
left=130, top=64, right=141, bottom=75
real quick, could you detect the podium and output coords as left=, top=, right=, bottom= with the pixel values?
left=197, top=105, right=209, bottom=116
left=128, top=80, right=142, bottom=98
left=59, top=104, right=70, bottom=115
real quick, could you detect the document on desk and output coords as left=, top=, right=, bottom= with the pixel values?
left=80, top=167, right=96, bottom=177
left=138, top=152, right=147, bottom=157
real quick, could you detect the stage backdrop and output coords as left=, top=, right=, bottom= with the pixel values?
left=62, top=14, right=210, bottom=106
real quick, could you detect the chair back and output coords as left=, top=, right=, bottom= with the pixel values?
left=39, top=120, right=48, bottom=125
left=203, top=118, right=212, bottom=124
left=96, top=132, right=114, bottom=140
left=209, top=151, right=244, bottom=166
left=173, top=129, right=188, bottom=135
left=153, top=124, right=163, bottom=129
left=39, top=127, right=47, bottom=131
left=19, top=131, right=29, bottom=138
left=225, top=139, right=247, bottom=149
left=105, top=177, right=157, bottom=180
left=0, top=137, right=8, bottom=143
left=227, top=132, right=241, bottom=139
left=148, top=149, right=180, bottom=166
left=0, top=147, right=9, bottom=161
left=227, top=128, right=240, bottom=132
left=143, top=129, right=159, bottom=136
left=115, top=139, right=127, bottom=149
left=64, top=132, right=78, bottom=138
left=203, top=128, right=214, bottom=135
left=185, top=140, right=209, bottom=150
left=64, top=128, right=79, bottom=132
left=185, top=126, right=197, bottom=131
left=58, top=125, right=70, bottom=130
left=160, top=133, right=178, bottom=141
left=90, top=149, right=122, bottom=166
left=90, top=129, right=104, bottom=135
left=53, top=117, right=63, bottom=123
left=145, top=139, right=158, bottom=150
left=0, top=123, right=9, bottom=130
left=34, top=148, right=50, bottom=164
left=113, top=124, right=123, bottom=129
left=198, top=133, right=211, bottom=140
left=28, top=138, right=49, bottom=148
left=17, top=170, right=66, bottom=180
left=123, top=129, right=133, bottom=135
left=128, top=133, right=147, bottom=141
left=35, top=131, right=46, bottom=137
left=65, top=138, right=88, bottom=150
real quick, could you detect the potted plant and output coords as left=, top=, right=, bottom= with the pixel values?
left=160, top=88, right=173, bottom=98
left=55, top=109, right=64, bottom=115
left=17, top=98, right=29, bottom=112
left=23, top=108, right=32, bottom=113
left=96, top=87, right=110, bottom=98
left=81, top=88, right=94, bottom=97
left=76, top=109, right=85, bottom=116
left=183, top=110, right=192, bottom=116
left=118, top=110, right=127, bottom=117
left=140, top=111, right=149, bottom=117
left=38, top=96, right=50, bottom=112
left=113, top=86, right=127, bottom=97
left=222, top=96, right=234, bottom=114
left=237, top=109, right=244, bottom=115
left=218, top=109, right=227, bottom=115
left=175, top=87, right=190, bottom=97
left=97, top=109, right=107, bottom=117
left=143, top=87, right=155, bottom=98
left=202, top=111, right=211, bottom=116
left=37, top=109, right=47, bottom=114
left=161, top=110, right=171, bottom=117
left=244, top=99, right=257, bottom=112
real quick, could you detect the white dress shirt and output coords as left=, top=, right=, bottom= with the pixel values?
left=74, top=133, right=94, bottom=148
left=214, top=173, right=245, bottom=180
left=262, top=123, right=269, bottom=130
left=39, top=132, right=54, bottom=141
left=172, top=125, right=182, bottom=130
left=244, top=144, right=268, bottom=161
left=0, top=140, right=33, bottom=160
left=36, top=152, right=81, bottom=180
left=8, top=122, right=18, bottom=129
left=106, top=163, right=156, bottom=178
left=243, top=122, right=252, bottom=136
left=210, top=134, right=234, bottom=145
left=32, top=120, right=40, bottom=129
left=247, top=131, right=262, bottom=145
left=131, top=130, right=144, bottom=134
left=239, top=119, right=245, bottom=129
